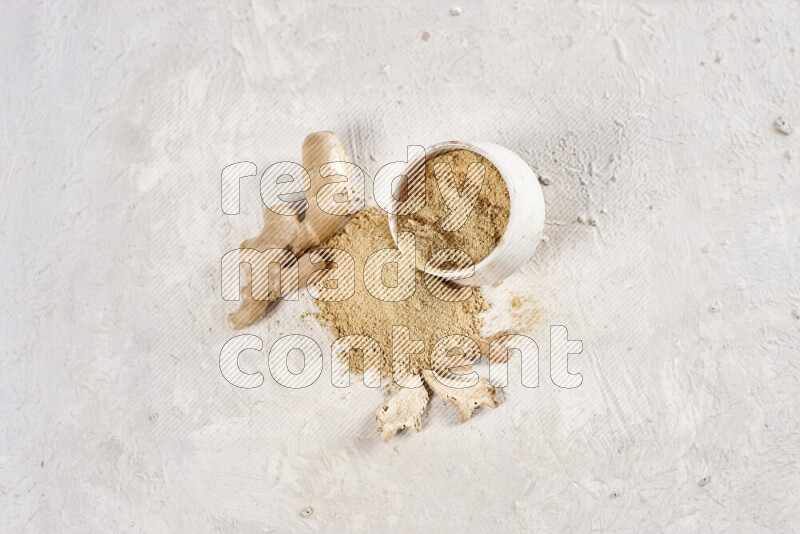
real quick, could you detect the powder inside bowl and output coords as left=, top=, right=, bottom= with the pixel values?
left=397, top=149, right=510, bottom=270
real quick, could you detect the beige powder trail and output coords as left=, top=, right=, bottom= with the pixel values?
left=314, top=207, right=490, bottom=378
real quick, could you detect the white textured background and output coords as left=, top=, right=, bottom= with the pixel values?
left=2, top=1, right=800, bottom=532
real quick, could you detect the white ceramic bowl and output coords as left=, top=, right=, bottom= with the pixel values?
left=387, top=140, right=545, bottom=286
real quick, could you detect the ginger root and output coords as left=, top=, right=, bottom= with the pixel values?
left=376, top=386, right=430, bottom=443
left=377, top=359, right=501, bottom=441
left=227, top=131, right=358, bottom=330
left=421, top=370, right=499, bottom=423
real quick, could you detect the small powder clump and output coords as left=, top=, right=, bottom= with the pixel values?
left=398, top=149, right=510, bottom=269
left=314, top=207, right=489, bottom=377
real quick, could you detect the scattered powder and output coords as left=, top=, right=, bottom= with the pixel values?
left=398, top=149, right=510, bottom=270
left=314, top=207, right=489, bottom=377
left=509, top=294, right=541, bottom=330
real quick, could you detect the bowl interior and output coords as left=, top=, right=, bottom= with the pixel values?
left=387, top=141, right=514, bottom=283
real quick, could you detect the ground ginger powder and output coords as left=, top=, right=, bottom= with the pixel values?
left=398, top=149, right=510, bottom=269
left=314, top=207, right=489, bottom=377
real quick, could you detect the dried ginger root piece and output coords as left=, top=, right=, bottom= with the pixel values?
left=421, top=370, right=499, bottom=423
left=376, top=385, right=430, bottom=442
left=227, top=131, right=357, bottom=330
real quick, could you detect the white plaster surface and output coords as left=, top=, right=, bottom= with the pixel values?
left=2, top=1, right=800, bottom=532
